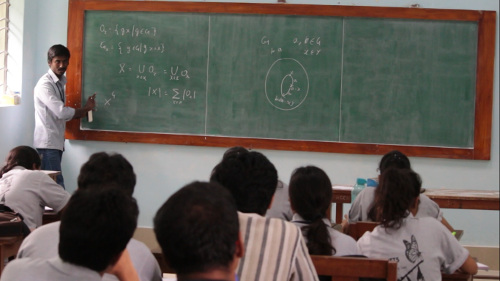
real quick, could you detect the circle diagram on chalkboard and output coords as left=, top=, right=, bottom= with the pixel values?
left=265, top=58, right=309, bottom=111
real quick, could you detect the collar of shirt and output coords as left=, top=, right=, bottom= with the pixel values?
left=48, top=68, right=67, bottom=86
left=292, top=213, right=332, bottom=227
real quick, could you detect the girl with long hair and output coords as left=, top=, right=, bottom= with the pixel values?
left=357, top=168, right=477, bottom=280
left=0, top=146, right=70, bottom=230
left=289, top=166, right=358, bottom=256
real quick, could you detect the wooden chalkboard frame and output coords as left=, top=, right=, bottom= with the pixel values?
left=66, top=0, right=496, bottom=160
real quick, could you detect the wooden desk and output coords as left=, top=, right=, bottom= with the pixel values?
left=41, top=170, right=61, bottom=182
left=0, top=236, right=23, bottom=275
left=332, top=186, right=500, bottom=224
left=42, top=208, right=61, bottom=225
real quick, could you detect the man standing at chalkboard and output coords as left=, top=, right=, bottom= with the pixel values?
left=33, top=44, right=96, bottom=188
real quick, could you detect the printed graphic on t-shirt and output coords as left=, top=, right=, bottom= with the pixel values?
left=398, top=235, right=425, bottom=281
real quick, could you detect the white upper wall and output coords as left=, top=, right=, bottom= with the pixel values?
left=2, top=0, right=498, bottom=246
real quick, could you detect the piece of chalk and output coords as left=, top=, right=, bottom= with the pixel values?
left=88, top=111, right=93, bottom=122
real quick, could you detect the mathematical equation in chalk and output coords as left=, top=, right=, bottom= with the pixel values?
left=99, top=24, right=158, bottom=38
left=118, top=63, right=191, bottom=82
left=99, top=87, right=198, bottom=108
left=260, top=35, right=322, bottom=56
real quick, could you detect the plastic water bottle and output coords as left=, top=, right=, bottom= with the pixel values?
left=351, top=178, right=367, bottom=202
left=366, top=178, right=378, bottom=188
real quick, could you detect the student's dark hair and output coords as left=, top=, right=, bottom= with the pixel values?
left=59, top=187, right=138, bottom=272
left=289, top=166, right=334, bottom=255
left=154, top=181, right=239, bottom=275
left=222, top=146, right=249, bottom=160
left=368, top=168, right=421, bottom=229
left=210, top=151, right=278, bottom=215
left=378, top=150, right=411, bottom=174
left=0, top=146, right=41, bottom=178
left=77, top=152, right=136, bottom=196
left=47, top=44, right=70, bottom=63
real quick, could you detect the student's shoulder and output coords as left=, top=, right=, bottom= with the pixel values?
left=412, top=215, right=442, bottom=226
left=1, top=258, right=48, bottom=280
left=331, top=228, right=357, bottom=243
left=14, top=168, right=54, bottom=182
left=126, top=238, right=155, bottom=256
left=239, top=212, right=301, bottom=233
left=18, top=221, right=60, bottom=258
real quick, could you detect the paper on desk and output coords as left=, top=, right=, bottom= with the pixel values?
left=477, top=262, right=489, bottom=271
left=332, top=185, right=354, bottom=191
left=163, top=273, right=176, bottom=281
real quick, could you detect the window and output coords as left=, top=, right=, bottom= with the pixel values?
left=0, top=1, right=8, bottom=95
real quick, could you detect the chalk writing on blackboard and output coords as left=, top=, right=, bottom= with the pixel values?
left=265, top=58, right=309, bottom=111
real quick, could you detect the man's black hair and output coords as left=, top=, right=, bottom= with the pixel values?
left=77, top=152, right=136, bottom=196
left=154, top=181, right=239, bottom=275
left=59, top=187, right=138, bottom=272
left=47, top=44, right=70, bottom=63
left=210, top=150, right=278, bottom=215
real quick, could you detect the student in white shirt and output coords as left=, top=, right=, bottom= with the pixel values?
left=1, top=187, right=139, bottom=281
left=357, top=168, right=477, bottom=281
left=345, top=150, right=454, bottom=232
left=0, top=146, right=70, bottom=230
left=17, top=152, right=162, bottom=281
left=289, top=166, right=358, bottom=257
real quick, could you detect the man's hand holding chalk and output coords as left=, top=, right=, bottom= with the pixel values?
left=87, top=93, right=97, bottom=122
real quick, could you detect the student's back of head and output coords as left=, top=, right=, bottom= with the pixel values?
left=0, top=146, right=41, bottom=178
left=154, top=181, right=241, bottom=277
left=378, top=150, right=411, bottom=174
left=59, top=187, right=138, bottom=272
left=368, top=168, right=421, bottom=229
left=289, top=166, right=334, bottom=255
left=77, top=152, right=136, bottom=196
left=210, top=150, right=278, bottom=215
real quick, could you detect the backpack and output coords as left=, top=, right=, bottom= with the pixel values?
left=0, top=204, right=30, bottom=237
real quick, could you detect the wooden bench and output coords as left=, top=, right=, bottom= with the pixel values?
left=310, top=255, right=397, bottom=281
left=311, top=255, right=473, bottom=281
left=346, top=221, right=379, bottom=241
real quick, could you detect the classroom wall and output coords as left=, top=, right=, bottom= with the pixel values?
left=1, top=0, right=498, bottom=247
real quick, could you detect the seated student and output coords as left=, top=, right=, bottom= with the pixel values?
left=266, top=179, right=293, bottom=221
left=346, top=150, right=454, bottom=232
left=221, top=146, right=293, bottom=221
left=0, top=145, right=70, bottom=230
left=16, top=152, right=162, bottom=281
left=1, top=187, right=140, bottom=281
left=154, top=181, right=244, bottom=281
left=357, top=168, right=477, bottom=280
left=289, top=166, right=358, bottom=257
left=210, top=150, right=319, bottom=281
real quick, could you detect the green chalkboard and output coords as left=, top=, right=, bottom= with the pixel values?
left=67, top=1, right=495, bottom=159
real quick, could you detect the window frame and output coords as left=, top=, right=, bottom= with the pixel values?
left=0, top=0, right=9, bottom=96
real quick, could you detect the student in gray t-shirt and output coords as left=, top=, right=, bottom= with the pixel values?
left=345, top=150, right=454, bottom=233
left=356, top=168, right=477, bottom=280
left=16, top=152, right=162, bottom=281
left=2, top=188, right=138, bottom=281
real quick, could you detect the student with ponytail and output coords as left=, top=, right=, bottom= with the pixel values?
left=357, top=168, right=477, bottom=280
left=289, top=166, right=358, bottom=256
left=346, top=150, right=454, bottom=232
